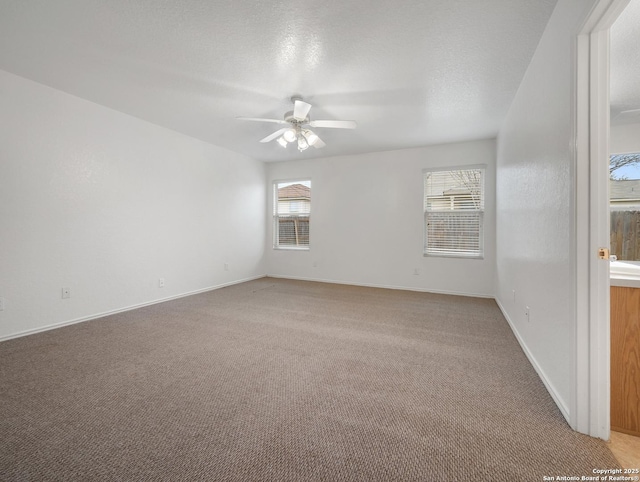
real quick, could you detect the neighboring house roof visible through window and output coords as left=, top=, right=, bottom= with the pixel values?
left=610, top=179, right=640, bottom=203
left=278, top=184, right=310, bottom=200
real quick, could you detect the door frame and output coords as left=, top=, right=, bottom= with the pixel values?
left=573, top=0, right=630, bottom=439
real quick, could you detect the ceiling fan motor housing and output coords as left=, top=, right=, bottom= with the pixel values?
left=284, top=111, right=308, bottom=125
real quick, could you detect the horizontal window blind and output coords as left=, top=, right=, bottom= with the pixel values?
left=274, top=180, right=311, bottom=249
left=423, top=168, right=484, bottom=258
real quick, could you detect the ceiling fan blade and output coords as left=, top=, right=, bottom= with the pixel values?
left=312, top=137, right=326, bottom=148
left=260, top=128, right=288, bottom=143
left=293, top=100, right=312, bottom=121
left=236, top=117, right=288, bottom=125
left=309, top=119, right=357, bottom=129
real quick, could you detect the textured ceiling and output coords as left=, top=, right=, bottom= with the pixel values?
left=611, top=0, right=640, bottom=126
left=0, top=0, right=559, bottom=162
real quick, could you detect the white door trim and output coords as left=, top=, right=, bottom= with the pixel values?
left=574, top=0, right=630, bottom=440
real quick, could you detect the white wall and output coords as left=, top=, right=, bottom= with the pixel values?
left=495, top=0, right=599, bottom=421
left=266, top=140, right=496, bottom=297
left=0, top=69, right=266, bottom=340
left=611, top=123, right=640, bottom=154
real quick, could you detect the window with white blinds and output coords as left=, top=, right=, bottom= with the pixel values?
left=274, top=180, right=311, bottom=249
left=423, top=167, right=485, bottom=258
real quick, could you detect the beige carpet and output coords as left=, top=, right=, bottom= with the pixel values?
left=0, top=278, right=619, bottom=481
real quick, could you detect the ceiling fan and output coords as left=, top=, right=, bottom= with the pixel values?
left=237, top=97, right=357, bottom=151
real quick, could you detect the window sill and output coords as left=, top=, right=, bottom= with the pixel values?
left=274, top=246, right=310, bottom=251
left=424, top=253, right=484, bottom=260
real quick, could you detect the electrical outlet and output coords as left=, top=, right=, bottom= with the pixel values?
left=313, top=261, right=318, bottom=268
left=224, top=263, right=229, bottom=271
left=62, top=287, right=71, bottom=299
left=525, top=306, right=530, bottom=322
left=512, top=290, right=516, bottom=303
left=158, top=278, right=165, bottom=288
left=413, top=268, right=420, bottom=276
left=0, top=297, right=5, bottom=311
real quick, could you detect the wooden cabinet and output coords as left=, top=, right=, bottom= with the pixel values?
left=611, top=286, right=640, bottom=437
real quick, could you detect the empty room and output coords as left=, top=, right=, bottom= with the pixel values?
left=1, top=0, right=639, bottom=481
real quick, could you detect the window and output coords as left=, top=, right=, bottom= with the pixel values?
left=610, top=152, right=640, bottom=261
left=423, top=167, right=485, bottom=258
left=274, top=180, right=311, bottom=249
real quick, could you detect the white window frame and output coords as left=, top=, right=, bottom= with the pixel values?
left=423, top=166, right=485, bottom=259
left=273, top=179, right=311, bottom=250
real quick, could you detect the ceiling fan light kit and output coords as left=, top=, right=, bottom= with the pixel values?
left=237, top=97, right=356, bottom=152
left=304, top=130, right=319, bottom=146
left=283, top=128, right=297, bottom=143
left=276, top=126, right=318, bottom=152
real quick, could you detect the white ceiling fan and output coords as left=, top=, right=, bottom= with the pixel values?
left=237, top=97, right=357, bottom=151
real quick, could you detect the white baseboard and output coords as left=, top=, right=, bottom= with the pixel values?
left=266, top=274, right=494, bottom=299
left=0, top=275, right=266, bottom=343
left=495, top=297, right=570, bottom=424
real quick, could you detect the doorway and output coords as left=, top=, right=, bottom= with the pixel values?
left=608, top=0, right=640, bottom=442
left=574, top=0, right=630, bottom=441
